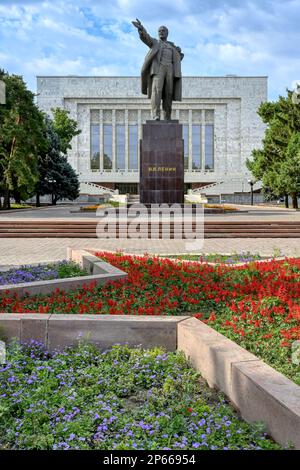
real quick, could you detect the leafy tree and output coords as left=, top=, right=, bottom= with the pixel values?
left=278, top=132, right=300, bottom=209
left=0, top=70, right=46, bottom=209
left=51, top=107, right=81, bottom=154
left=247, top=90, right=300, bottom=208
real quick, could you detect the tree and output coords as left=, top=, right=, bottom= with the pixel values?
left=36, top=116, right=80, bottom=205
left=51, top=107, right=81, bottom=154
left=278, top=132, right=300, bottom=209
left=0, top=70, right=46, bottom=209
left=247, top=90, right=300, bottom=208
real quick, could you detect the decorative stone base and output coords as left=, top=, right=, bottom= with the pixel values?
left=140, top=120, right=184, bottom=204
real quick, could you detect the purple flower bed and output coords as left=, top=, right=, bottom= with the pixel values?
left=0, top=261, right=87, bottom=286
left=0, top=342, right=280, bottom=450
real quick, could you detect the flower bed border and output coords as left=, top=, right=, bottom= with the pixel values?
left=0, top=250, right=127, bottom=298
left=81, top=248, right=286, bottom=266
left=177, top=318, right=300, bottom=450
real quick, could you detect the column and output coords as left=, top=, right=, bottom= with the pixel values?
left=201, top=109, right=205, bottom=170
left=188, top=109, right=192, bottom=172
left=112, top=109, right=116, bottom=171
left=99, top=109, right=103, bottom=172
left=125, top=109, right=129, bottom=172
left=138, top=109, right=142, bottom=171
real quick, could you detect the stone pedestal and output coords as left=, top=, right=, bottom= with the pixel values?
left=140, top=120, right=184, bottom=204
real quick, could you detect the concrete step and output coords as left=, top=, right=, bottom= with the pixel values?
left=1, top=232, right=300, bottom=239
left=1, top=220, right=300, bottom=238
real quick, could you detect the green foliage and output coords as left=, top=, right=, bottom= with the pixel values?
left=247, top=90, right=300, bottom=207
left=0, top=71, right=81, bottom=209
left=0, top=70, right=47, bottom=209
left=278, top=132, right=300, bottom=195
left=36, top=116, right=80, bottom=204
left=51, top=108, right=81, bottom=155
left=56, top=261, right=88, bottom=279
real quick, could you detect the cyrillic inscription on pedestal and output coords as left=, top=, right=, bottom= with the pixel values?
left=140, top=120, right=184, bottom=204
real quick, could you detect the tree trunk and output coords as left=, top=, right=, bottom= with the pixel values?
left=3, top=188, right=11, bottom=210
left=36, top=193, right=40, bottom=207
left=292, top=193, right=299, bottom=209
left=14, top=191, right=21, bottom=204
left=0, top=196, right=2, bottom=210
left=285, top=194, right=289, bottom=208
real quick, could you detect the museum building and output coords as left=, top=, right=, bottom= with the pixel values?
left=36, top=75, right=267, bottom=196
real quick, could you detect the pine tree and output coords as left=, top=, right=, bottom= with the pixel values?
left=36, top=117, right=80, bottom=205
left=247, top=90, right=300, bottom=208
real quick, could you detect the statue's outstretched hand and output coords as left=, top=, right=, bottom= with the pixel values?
left=132, top=18, right=144, bottom=33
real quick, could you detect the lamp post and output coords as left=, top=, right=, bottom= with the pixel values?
left=46, top=178, right=57, bottom=205
left=248, top=179, right=254, bottom=206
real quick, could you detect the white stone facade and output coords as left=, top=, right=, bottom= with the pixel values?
left=37, top=75, right=267, bottom=194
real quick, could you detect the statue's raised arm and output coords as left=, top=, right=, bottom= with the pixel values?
left=132, top=18, right=153, bottom=48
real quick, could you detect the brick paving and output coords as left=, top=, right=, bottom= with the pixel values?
left=0, top=237, right=299, bottom=266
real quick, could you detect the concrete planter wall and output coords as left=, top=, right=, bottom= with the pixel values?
left=0, top=314, right=188, bottom=352
left=177, top=318, right=300, bottom=450
left=0, top=250, right=127, bottom=298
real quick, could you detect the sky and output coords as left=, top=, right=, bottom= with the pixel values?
left=0, top=0, right=299, bottom=100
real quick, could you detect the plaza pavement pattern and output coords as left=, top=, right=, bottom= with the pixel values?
left=0, top=237, right=300, bottom=266
left=0, top=204, right=300, bottom=265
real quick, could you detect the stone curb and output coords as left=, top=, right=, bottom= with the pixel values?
left=0, top=314, right=189, bottom=353
left=85, top=248, right=287, bottom=266
left=177, top=318, right=300, bottom=450
left=0, top=250, right=127, bottom=298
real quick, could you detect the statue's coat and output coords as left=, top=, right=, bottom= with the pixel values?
left=139, top=30, right=182, bottom=102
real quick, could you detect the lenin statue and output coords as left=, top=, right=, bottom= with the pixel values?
left=132, top=19, right=184, bottom=121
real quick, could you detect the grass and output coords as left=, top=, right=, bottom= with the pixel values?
left=0, top=203, right=32, bottom=211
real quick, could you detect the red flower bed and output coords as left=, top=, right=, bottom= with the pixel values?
left=0, top=252, right=299, bottom=383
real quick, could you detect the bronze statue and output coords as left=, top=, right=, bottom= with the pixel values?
left=132, top=19, right=184, bottom=121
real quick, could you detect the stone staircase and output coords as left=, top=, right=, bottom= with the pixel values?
left=127, top=194, right=140, bottom=204
left=193, top=177, right=262, bottom=196
left=1, top=220, right=300, bottom=238
left=79, top=182, right=116, bottom=195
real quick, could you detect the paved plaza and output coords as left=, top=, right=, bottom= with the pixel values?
left=0, top=237, right=300, bottom=266
left=1, top=204, right=300, bottom=265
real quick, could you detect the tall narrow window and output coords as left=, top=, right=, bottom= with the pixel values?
left=116, top=125, right=125, bottom=170
left=205, top=124, right=214, bottom=170
left=192, top=124, right=201, bottom=170
left=182, top=124, right=189, bottom=170
left=90, top=124, right=100, bottom=170
left=103, top=124, right=112, bottom=170
left=129, top=125, right=138, bottom=170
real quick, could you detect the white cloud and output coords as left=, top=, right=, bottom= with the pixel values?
left=0, top=0, right=299, bottom=99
